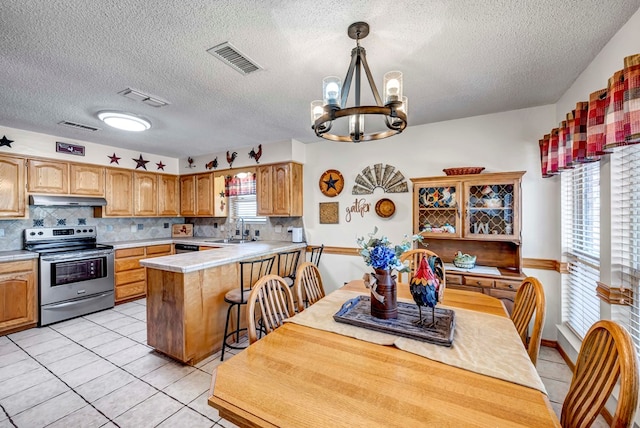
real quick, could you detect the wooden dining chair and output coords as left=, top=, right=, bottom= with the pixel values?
left=294, top=262, right=326, bottom=312
left=399, top=249, right=444, bottom=284
left=510, top=276, right=546, bottom=366
left=561, top=320, right=639, bottom=428
left=247, top=274, right=295, bottom=344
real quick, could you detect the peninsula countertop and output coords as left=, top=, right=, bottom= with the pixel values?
left=137, top=240, right=307, bottom=273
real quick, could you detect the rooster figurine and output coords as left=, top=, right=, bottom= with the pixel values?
left=248, top=144, right=262, bottom=164
left=409, top=256, right=442, bottom=328
left=205, top=157, right=218, bottom=170
left=226, top=151, right=238, bottom=168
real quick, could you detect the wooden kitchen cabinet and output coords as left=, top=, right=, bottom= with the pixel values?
left=97, top=168, right=134, bottom=217
left=411, top=171, right=526, bottom=314
left=0, top=259, right=37, bottom=335
left=28, top=159, right=105, bottom=196
left=180, top=172, right=214, bottom=217
left=69, top=164, right=105, bottom=196
left=134, top=172, right=157, bottom=216
left=114, top=244, right=173, bottom=303
left=27, top=159, right=68, bottom=194
left=213, top=172, right=227, bottom=217
left=0, top=155, right=26, bottom=218
left=257, top=162, right=303, bottom=216
left=158, top=174, right=180, bottom=217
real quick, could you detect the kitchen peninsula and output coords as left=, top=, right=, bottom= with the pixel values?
left=138, top=240, right=305, bottom=364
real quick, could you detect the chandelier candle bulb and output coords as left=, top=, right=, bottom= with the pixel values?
left=384, top=71, right=403, bottom=104
left=311, top=100, right=324, bottom=124
left=323, top=76, right=342, bottom=107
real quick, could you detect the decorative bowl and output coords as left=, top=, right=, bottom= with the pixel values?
left=483, top=197, right=502, bottom=208
left=453, top=251, right=477, bottom=269
left=443, top=167, right=485, bottom=176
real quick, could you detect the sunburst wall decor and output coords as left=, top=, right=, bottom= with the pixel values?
left=352, top=163, right=409, bottom=194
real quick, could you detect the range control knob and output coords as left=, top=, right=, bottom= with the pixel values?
left=37, top=231, right=44, bottom=235
left=83, top=229, right=88, bottom=233
left=77, top=229, right=81, bottom=233
left=88, top=228, right=93, bottom=233
left=30, top=232, right=35, bottom=236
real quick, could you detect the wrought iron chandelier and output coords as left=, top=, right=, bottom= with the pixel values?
left=310, top=22, right=407, bottom=143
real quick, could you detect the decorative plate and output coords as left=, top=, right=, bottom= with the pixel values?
left=375, top=198, right=396, bottom=218
left=319, top=169, right=344, bottom=197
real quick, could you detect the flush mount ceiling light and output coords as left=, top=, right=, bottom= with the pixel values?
left=97, top=111, right=151, bottom=132
left=310, top=22, right=407, bottom=143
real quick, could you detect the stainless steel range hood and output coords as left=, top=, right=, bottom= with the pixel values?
left=29, top=195, right=107, bottom=207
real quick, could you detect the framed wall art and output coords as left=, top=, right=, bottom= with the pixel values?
left=319, top=202, right=339, bottom=224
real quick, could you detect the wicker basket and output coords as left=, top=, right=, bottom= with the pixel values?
left=443, top=167, right=485, bottom=176
left=453, top=252, right=477, bottom=269
left=453, top=259, right=476, bottom=269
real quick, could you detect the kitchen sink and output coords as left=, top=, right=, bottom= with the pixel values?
left=204, top=239, right=251, bottom=244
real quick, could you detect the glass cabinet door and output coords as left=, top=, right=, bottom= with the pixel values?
left=415, top=182, right=462, bottom=238
left=464, top=181, right=519, bottom=240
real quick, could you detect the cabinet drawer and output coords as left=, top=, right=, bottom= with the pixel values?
left=495, top=279, right=522, bottom=291
left=115, top=268, right=146, bottom=286
left=0, top=260, right=34, bottom=275
left=446, top=274, right=463, bottom=285
left=447, top=284, right=485, bottom=294
left=146, top=244, right=172, bottom=256
left=115, top=247, right=145, bottom=258
left=463, top=276, right=494, bottom=288
left=115, top=257, right=144, bottom=272
left=116, top=281, right=146, bottom=300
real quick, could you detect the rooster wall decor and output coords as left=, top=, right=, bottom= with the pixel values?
left=206, top=157, right=218, bottom=170
left=409, top=256, right=445, bottom=328
left=226, top=151, right=237, bottom=168
left=248, top=144, right=262, bottom=164
left=186, top=157, right=196, bottom=168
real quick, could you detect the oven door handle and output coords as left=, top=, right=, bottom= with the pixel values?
left=40, top=251, right=114, bottom=262
left=43, top=292, right=114, bottom=309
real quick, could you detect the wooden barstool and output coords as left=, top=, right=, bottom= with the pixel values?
left=276, top=249, right=301, bottom=288
left=308, top=244, right=324, bottom=266
left=220, top=255, right=275, bottom=361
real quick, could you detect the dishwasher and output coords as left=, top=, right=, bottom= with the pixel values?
left=174, top=243, right=201, bottom=253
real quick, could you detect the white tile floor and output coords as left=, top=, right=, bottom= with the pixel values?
left=0, top=300, right=608, bottom=427
left=0, top=299, right=237, bottom=428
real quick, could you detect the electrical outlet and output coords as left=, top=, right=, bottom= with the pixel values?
left=164, top=223, right=169, bottom=229
left=287, top=226, right=293, bottom=232
left=130, top=225, right=137, bottom=232
left=220, top=225, right=225, bottom=231
left=106, top=225, right=113, bottom=232
left=254, top=230, right=260, bottom=236
left=137, top=224, right=144, bottom=230
left=235, top=229, right=240, bottom=236
left=0, top=229, right=4, bottom=237
left=214, top=222, right=218, bottom=229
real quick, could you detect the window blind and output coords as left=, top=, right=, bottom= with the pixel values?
left=562, top=162, right=601, bottom=339
left=611, top=145, right=640, bottom=351
left=229, top=194, right=266, bottom=224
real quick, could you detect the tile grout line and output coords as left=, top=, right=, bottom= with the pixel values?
left=6, top=334, right=121, bottom=428
left=0, top=402, right=18, bottom=427
left=44, top=308, right=221, bottom=425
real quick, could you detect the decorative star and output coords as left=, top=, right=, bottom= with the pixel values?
left=0, top=135, right=14, bottom=148
left=323, top=174, right=339, bottom=191
left=133, top=154, right=149, bottom=170
left=156, top=161, right=166, bottom=171
left=108, top=153, right=121, bottom=164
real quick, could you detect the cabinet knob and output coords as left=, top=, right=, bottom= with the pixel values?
left=476, top=281, right=482, bottom=285
left=508, top=284, right=514, bottom=289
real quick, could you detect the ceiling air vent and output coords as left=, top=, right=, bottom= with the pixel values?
left=57, top=121, right=99, bottom=132
left=206, top=42, right=262, bottom=75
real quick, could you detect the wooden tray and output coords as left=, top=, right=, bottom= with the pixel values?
left=334, top=296, right=456, bottom=347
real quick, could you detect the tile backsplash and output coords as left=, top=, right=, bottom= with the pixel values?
left=0, top=207, right=304, bottom=251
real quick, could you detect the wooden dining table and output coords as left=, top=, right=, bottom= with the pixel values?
left=208, top=280, right=561, bottom=427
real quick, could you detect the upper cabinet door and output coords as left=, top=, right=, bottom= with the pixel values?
left=256, top=165, right=273, bottom=216
left=195, top=173, right=214, bottom=216
left=179, top=175, right=196, bottom=216
left=158, top=174, right=180, bottom=217
left=213, top=173, right=228, bottom=217
left=0, top=156, right=26, bottom=218
left=104, top=169, right=133, bottom=216
left=69, top=164, right=104, bottom=196
left=134, top=172, right=157, bottom=216
left=27, top=160, right=68, bottom=194
left=414, top=180, right=463, bottom=239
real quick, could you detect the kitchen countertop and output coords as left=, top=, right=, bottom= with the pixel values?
left=138, top=240, right=307, bottom=274
left=0, top=250, right=40, bottom=263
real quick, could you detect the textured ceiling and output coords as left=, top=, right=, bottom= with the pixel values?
left=1, top=0, right=639, bottom=157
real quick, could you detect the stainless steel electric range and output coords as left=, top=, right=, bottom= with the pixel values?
left=24, top=226, right=115, bottom=326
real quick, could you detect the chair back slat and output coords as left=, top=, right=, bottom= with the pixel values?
left=239, top=256, right=275, bottom=299
left=510, top=277, right=546, bottom=366
left=277, top=250, right=301, bottom=283
left=247, top=275, right=295, bottom=343
left=294, top=262, right=326, bottom=312
left=561, top=320, right=639, bottom=428
left=309, top=245, right=324, bottom=266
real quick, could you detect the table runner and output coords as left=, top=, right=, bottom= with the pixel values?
left=285, top=289, right=546, bottom=394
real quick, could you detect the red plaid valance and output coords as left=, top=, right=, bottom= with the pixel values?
left=539, top=53, right=640, bottom=177
left=225, top=172, right=256, bottom=196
